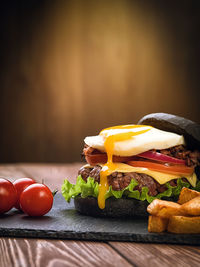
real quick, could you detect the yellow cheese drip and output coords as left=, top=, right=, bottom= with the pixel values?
left=98, top=125, right=151, bottom=209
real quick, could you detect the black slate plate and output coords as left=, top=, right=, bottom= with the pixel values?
left=0, top=194, right=200, bottom=245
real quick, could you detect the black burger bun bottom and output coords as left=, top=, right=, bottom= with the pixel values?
left=74, top=196, right=149, bottom=217
left=137, top=113, right=200, bottom=151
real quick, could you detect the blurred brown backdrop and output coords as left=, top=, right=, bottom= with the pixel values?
left=0, top=0, right=200, bottom=163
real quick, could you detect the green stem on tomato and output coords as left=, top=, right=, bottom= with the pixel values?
left=52, top=189, right=58, bottom=197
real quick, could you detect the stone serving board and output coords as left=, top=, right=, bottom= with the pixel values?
left=0, top=194, right=200, bottom=245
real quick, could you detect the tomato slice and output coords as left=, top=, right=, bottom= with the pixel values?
left=127, top=161, right=194, bottom=175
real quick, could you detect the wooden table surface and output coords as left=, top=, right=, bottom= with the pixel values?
left=0, top=163, right=200, bottom=267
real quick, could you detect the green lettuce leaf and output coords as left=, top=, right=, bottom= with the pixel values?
left=193, top=180, right=200, bottom=191
left=61, top=175, right=199, bottom=204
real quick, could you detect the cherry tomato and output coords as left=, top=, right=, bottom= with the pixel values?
left=20, top=184, right=53, bottom=216
left=0, top=178, right=17, bottom=214
left=13, top=178, right=36, bottom=210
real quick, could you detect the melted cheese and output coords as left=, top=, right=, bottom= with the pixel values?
left=84, top=163, right=197, bottom=189
left=99, top=163, right=197, bottom=188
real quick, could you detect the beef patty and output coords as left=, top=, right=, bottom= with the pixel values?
left=78, top=165, right=178, bottom=196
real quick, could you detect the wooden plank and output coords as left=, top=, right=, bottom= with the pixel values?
left=0, top=164, right=28, bottom=183
left=0, top=238, right=131, bottom=267
left=0, top=163, right=82, bottom=189
left=17, top=163, right=82, bottom=191
left=109, top=242, right=200, bottom=267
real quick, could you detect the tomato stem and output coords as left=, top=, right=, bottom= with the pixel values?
left=52, top=189, right=58, bottom=197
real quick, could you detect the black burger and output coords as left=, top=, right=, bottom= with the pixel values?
left=62, top=113, right=200, bottom=217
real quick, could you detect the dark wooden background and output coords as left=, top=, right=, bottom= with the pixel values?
left=0, top=0, right=200, bottom=163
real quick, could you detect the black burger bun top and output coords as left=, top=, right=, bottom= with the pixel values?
left=138, top=113, right=200, bottom=151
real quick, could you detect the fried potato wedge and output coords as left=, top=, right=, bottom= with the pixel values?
left=168, top=216, right=200, bottom=234
left=148, top=215, right=168, bottom=233
left=147, top=199, right=185, bottom=218
left=178, top=187, right=200, bottom=204
left=181, top=196, right=200, bottom=216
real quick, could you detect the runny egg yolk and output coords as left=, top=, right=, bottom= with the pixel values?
left=97, top=125, right=151, bottom=209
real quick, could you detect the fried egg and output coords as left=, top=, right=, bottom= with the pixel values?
left=84, top=125, right=185, bottom=156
